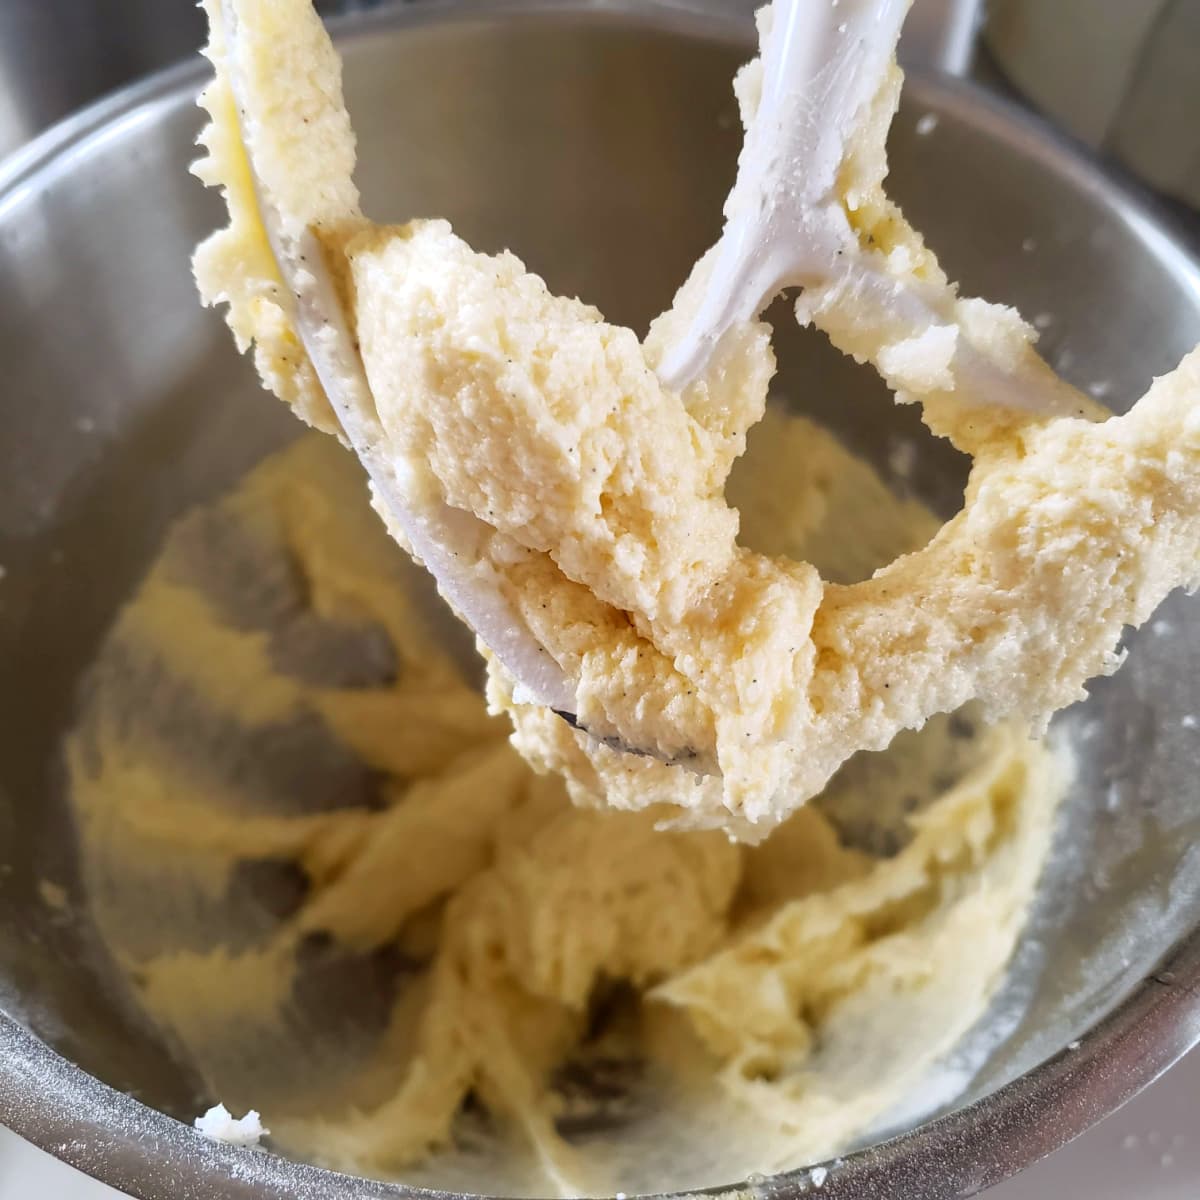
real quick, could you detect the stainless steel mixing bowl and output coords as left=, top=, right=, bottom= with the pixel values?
left=2, top=2, right=1200, bottom=1197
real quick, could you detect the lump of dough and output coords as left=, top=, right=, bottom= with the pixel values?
left=193, top=0, right=1199, bottom=841
left=346, top=221, right=771, bottom=626
left=345, top=211, right=1200, bottom=840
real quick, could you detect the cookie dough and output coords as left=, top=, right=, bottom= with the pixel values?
left=68, top=425, right=1067, bottom=1195
left=193, top=0, right=1199, bottom=838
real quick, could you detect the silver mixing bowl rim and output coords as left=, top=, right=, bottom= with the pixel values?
left=2, top=2, right=1199, bottom=1197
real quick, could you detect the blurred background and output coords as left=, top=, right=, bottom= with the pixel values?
left=0, top=0, right=369, bottom=158
left=2, top=0, right=1197, bottom=216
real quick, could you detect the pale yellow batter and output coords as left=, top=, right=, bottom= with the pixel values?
left=193, top=0, right=1199, bottom=839
left=68, top=422, right=1067, bottom=1195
